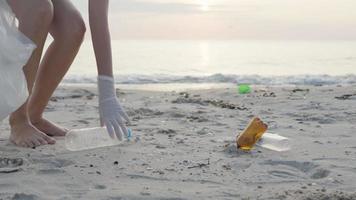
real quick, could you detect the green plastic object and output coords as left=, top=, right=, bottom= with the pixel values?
left=238, top=84, right=251, bottom=94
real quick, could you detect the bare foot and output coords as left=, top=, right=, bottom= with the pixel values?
left=236, top=117, right=268, bottom=151
left=9, top=115, right=56, bottom=148
left=31, top=118, right=68, bottom=137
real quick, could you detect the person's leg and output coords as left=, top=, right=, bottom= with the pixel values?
left=7, top=0, right=56, bottom=147
left=28, top=0, right=86, bottom=136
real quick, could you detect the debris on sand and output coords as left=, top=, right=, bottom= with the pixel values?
left=335, top=94, right=356, bottom=100
left=236, top=117, right=268, bottom=151
left=292, top=88, right=310, bottom=93
left=0, top=157, right=23, bottom=174
left=172, top=92, right=247, bottom=110
left=188, top=159, right=210, bottom=169
left=263, top=92, right=276, bottom=97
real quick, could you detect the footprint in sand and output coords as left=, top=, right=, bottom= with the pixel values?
left=262, top=160, right=330, bottom=180
left=310, top=168, right=331, bottom=179
left=0, top=146, right=20, bottom=153
left=291, top=113, right=336, bottom=125
left=77, top=120, right=90, bottom=125
left=170, top=111, right=186, bottom=118
left=10, top=193, right=38, bottom=200
left=156, top=129, right=178, bottom=139
left=335, top=94, right=356, bottom=100
left=94, top=184, right=106, bottom=190
left=30, top=158, right=74, bottom=168
left=0, top=157, right=23, bottom=173
left=37, top=168, right=65, bottom=175
left=128, top=108, right=164, bottom=117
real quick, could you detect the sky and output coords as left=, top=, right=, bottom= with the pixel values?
left=72, top=0, right=356, bottom=40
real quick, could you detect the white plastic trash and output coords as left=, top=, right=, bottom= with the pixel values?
left=257, top=132, right=290, bottom=152
left=0, top=0, right=36, bottom=121
left=65, top=127, right=132, bottom=151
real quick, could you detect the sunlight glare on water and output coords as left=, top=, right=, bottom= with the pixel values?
left=67, top=40, right=356, bottom=77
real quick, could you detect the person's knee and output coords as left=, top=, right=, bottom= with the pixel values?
left=32, top=0, right=54, bottom=25
left=54, top=13, right=86, bottom=43
left=71, top=16, right=86, bottom=42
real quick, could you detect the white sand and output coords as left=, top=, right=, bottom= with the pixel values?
left=1, top=84, right=356, bottom=200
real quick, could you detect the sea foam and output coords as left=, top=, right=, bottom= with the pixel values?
left=63, top=73, right=356, bottom=86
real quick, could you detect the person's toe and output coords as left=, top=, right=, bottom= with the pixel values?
left=38, top=137, right=48, bottom=145
left=58, top=128, right=68, bottom=136
left=32, top=139, right=41, bottom=147
left=43, top=135, right=56, bottom=144
left=19, top=142, right=28, bottom=148
left=35, top=135, right=48, bottom=145
left=26, top=141, right=36, bottom=148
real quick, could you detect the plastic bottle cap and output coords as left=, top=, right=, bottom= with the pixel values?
left=127, top=128, right=132, bottom=140
left=238, top=84, right=251, bottom=94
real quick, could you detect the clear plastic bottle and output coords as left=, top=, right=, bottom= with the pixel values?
left=65, top=127, right=130, bottom=151
left=257, top=133, right=290, bottom=152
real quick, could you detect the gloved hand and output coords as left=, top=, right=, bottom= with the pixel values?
left=98, top=75, right=130, bottom=140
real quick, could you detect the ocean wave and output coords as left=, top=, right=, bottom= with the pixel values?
left=63, top=73, right=356, bottom=86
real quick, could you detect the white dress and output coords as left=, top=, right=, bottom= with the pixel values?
left=0, top=0, right=35, bottom=121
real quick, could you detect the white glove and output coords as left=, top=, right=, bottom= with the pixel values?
left=98, top=75, right=130, bottom=140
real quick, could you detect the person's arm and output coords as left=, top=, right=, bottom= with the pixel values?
left=89, top=0, right=112, bottom=76
left=89, top=0, right=130, bottom=140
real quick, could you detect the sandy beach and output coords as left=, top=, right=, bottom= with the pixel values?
left=1, top=84, right=356, bottom=200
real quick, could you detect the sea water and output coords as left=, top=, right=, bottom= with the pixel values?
left=62, top=40, right=356, bottom=87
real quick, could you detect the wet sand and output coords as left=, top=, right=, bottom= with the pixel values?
left=1, top=84, right=356, bottom=200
